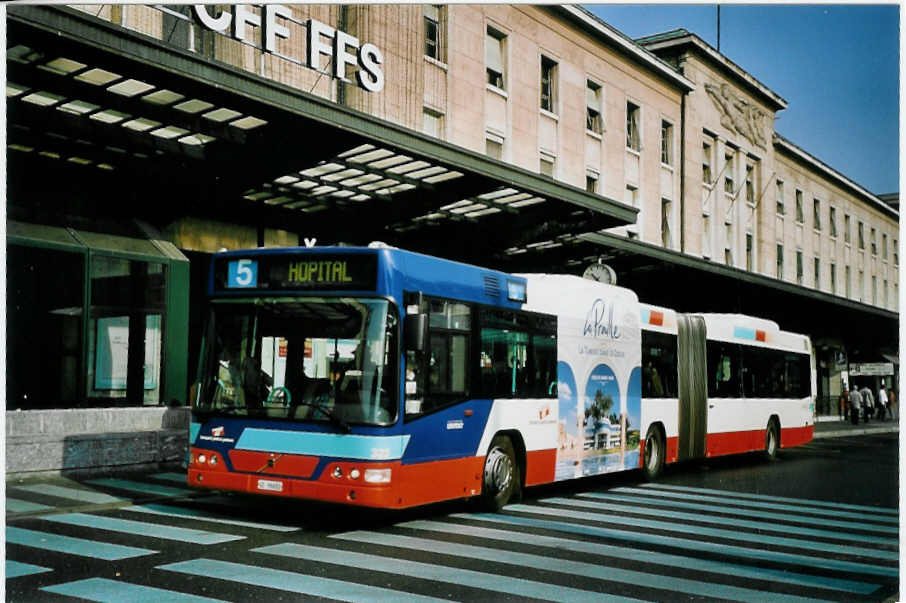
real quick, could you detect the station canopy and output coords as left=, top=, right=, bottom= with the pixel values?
left=6, top=5, right=636, bottom=267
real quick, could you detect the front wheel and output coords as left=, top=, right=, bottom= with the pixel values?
left=764, top=420, right=779, bottom=460
left=481, top=436, right=520, bottom=511
left=642, top=426, right=665, bottom=480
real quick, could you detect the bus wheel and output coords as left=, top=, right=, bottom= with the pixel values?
left=642, top=426, right=665, bottom=480
left=764, top=420, right=780, bottom=460
left=482, top=436, right=520, bottom=511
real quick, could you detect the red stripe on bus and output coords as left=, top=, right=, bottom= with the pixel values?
left=756, top=330, right=766, bottom=342
left=524, top=449, right=557, bottom=486
left=706, top=424, right=814, bottom=456
left=650, top=310, right=664, bottom=326
left=780, top=424, right=814, bottom=448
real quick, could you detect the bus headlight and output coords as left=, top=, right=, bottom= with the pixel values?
left=364, top=468, right=391, bottom=484
left=209, top=454, right=218, bottom=466
left=349, top=468, right=361, bottom=480
left=198, top=454, right=207, bottom=465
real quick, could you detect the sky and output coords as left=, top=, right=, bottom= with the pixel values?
left=585, top=4, right=900, bottom=196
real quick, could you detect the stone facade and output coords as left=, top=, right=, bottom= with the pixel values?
left=6, top=407, right=189, bottom=477
left=70, top=5, right=895, bottom=308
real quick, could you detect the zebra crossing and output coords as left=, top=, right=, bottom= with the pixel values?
left=6, top=477, right=899, bottom=602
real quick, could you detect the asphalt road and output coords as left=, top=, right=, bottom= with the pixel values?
left=5, top=433, right=899, bottom=602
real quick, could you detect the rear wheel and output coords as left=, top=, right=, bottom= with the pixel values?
left=764, top=420, right=780, bottom=460
left=642, top=426, right=665, bottom=480
left=481, top=435, right=520, bottom=511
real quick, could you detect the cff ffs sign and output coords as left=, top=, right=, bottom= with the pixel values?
left=192, top=5, right=384, bottom=93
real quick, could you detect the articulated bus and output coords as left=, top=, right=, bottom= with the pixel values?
left=188, top=245, right=815, bottom=509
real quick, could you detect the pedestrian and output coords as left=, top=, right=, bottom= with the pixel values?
left=848, top=386, right=862, bottom=425
left=877, top=381, right=889, bottom=421
left=859, top=384, right=874, bottom=423
left=840, top=389, right=849, bottom=422
left=887, top=386, right=896, bottom=420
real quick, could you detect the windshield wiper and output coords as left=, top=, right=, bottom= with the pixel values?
left=295, top=401, right=351, bottom=433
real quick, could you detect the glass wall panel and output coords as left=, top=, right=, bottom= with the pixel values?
left=7, top=245, right=84, bottom=409
left=87, top=256, right=167, bottom=405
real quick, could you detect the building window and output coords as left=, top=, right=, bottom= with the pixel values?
left=626, top=185, right=639, bottom=238
left=795, top=190, right=803, bottom=223
left=745, top=164, right=755, bottom=204
left=776, top=243, right=784, bottom=279
left=485, top=26, right=506, bottom=89
left=883, top=279, right=888, bottom=307
left=858, top=221, right=865, bottom=249
left=871, top=228, right=877, bottom=255
left=702, top=215, right=712, bottom=259
left=422, top=108, right=443, bottom=138
left=858, top=270, right=864, bottom=302
left=661, top=198, right=672, bottom=248
left=485, top=132, right=503, bottom=160
left=894, top=239, right=898, bottom=265
left=796, top=250, right=803, bottom=285
left=586, top=80, right=603, bottom=134
left=813, top=199, right=821, bottom=231
left=745, top=233, right=753, bottom=271
left=539, top=153, right=555, bottom=178
left=725, top=223, right=734, bottom=266
left=586, top=169, right=599, bottom=194
left=776, top=180, right=784, bottom=215
left=845, top=265, right=851, bottom=298
left=882, top=233, right=888, bottom=259
left=828, top=207, right=836, bottom=238
left=724, top=152, right=735, bottom=195
left=661, top=121, right=673, bottom=166
left=626, top=102, right=641, bottom=151
left=872, top=276, right=877, bottom=304
left=813, top=257, right=820, bottom=290
left=844, top=214, right=851, bottom=244
left=702, top=139, right=713, bottom=184
left=424, top=5, right=444, bottom=62
left=540, top=55, right=558, bottom=113
left=625, top=185, right=638, bottom=208
left=830, top=262, right=836, bottom=294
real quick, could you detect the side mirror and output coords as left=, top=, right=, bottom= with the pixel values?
left=404, top=313, right=428, bottom=352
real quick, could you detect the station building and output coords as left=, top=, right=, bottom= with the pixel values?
left=6, top=4, right=898, bottom=476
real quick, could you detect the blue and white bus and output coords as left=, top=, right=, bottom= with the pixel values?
left=188, top=245, right=815, bottom=509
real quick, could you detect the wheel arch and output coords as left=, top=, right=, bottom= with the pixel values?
left=489, top=429, right=526, bottom=489
left=768, top=414, right=781, bottom=447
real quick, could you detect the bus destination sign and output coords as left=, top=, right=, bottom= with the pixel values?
left=215, top=254, right=377, bottom=292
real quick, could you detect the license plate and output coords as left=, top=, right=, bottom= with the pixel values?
left=257, top=479, right=283, bottom=492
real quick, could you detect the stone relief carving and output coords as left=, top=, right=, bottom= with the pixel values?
left=704, top=82, right=769, bottom=150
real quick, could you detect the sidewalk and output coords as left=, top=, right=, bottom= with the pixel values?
left=813, top=417, right=899, bottom=439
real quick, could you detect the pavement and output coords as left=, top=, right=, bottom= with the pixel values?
left=813, top=416, right=900, bottom=439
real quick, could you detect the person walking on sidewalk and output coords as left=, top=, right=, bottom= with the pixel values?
left=859, top=384, right=874, bottom=423
left=887, top=386, right=896, bottom=420
left=877, top=381, right=889, bottom=421
left=848, top=386, right=863, bottom=425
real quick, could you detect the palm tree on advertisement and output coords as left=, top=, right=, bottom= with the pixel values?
left=585, top=390, right=614, bottom=449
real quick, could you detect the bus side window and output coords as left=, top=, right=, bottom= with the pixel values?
left=641, top=330, right=678, bottom=398
left=478, top=309, right=556, bottom=399
left=707, top=341, right=742, bottom=398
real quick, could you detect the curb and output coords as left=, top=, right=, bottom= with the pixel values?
left=814, top=426, right=899, bottom=439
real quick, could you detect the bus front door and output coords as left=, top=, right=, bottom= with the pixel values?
left=677, top=314, right=707, bottom=460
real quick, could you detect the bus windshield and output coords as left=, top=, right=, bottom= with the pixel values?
left=195, top=297, right=398, bottom=426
